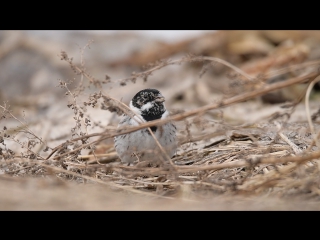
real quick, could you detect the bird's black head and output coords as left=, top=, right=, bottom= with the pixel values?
left=131, top=88, right=166, bottom=121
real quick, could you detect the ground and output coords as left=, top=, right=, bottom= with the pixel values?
left=1, top=30, right=320, bottom=210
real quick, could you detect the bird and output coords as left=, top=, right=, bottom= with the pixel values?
left=114, top=88, right=177, bottom=164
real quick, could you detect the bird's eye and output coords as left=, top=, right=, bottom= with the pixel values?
left=137, top=98, right=145, bottom=106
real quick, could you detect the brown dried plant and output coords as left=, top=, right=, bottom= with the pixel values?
left=1, top=40, right=320, bottom=203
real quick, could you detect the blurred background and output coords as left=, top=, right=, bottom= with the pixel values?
left=2, top=30, right=320, bottom=120
left=0, top=30, right=218, bottom=118
left=2, top=30, right=320, bottom=128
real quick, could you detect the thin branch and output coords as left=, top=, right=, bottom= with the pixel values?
left=305, top=75, right=320, bottom=148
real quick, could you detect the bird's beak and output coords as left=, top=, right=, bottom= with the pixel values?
left=155, top=96, right=165, bottom=103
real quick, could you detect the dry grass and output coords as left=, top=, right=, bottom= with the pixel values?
left=1, top=30, right=320, bottom=210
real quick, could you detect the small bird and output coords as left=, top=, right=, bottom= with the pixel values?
left=114, top=88, right=177, bottom=164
